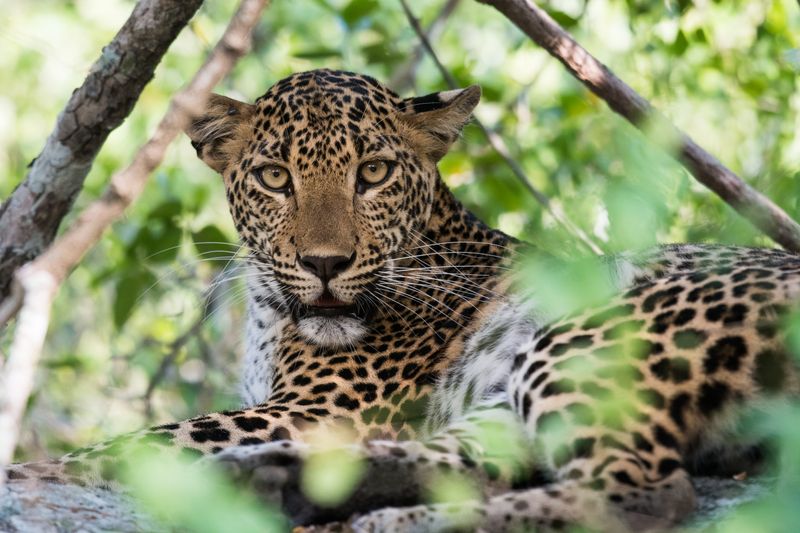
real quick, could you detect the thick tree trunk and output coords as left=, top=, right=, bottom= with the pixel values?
left=0, top=0, right=204, bottom=302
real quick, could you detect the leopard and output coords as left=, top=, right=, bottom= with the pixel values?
left=5, top=68, right=800, bottom=533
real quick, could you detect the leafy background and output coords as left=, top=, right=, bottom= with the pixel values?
left=1, top=0, right=800, bottom=528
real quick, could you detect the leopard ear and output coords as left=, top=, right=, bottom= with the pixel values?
left=185, top=94, right=255, bottom=173
left=399, top=86, right=481, bottom=160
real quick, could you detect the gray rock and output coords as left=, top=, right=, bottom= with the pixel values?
left=0, top=475, right=773, bottom=532
left=686, top=476, right=773, bottom=528
left=0, top=483, right=163, bottom=533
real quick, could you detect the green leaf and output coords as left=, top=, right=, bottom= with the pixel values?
left=341, top=0, right=378, bottom=27
left=113, top=270, right=157, bottom=329
left=301, top=447, right=365, bottom=506
left=192, top=225, right=236, bottom=262
left=668, top=30, right=688, bottom=55
left=43, top=354, right=90, bottom=371
left=130, top=223, right=184, bottom=263
left=124, top=450, right=287, bottom=533
left=127, top=199, right=185, bottom=263
left=514, top=253, right=616, bottom=318
left=544, top=9, right=579, bottom=29
left=149, top=199, right=182, bottom=220
left=361, top=43, right=404, bottom=65
left=293, top=47, right=342, bottom=60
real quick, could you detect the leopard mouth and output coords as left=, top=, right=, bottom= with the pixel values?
left=293, top=290, right=373, bottom=320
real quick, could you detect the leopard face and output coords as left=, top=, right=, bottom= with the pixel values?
left=187, top=70, right=480, bottom=347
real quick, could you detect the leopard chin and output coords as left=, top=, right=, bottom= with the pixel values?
left=296, top=315, right=368, bottom=347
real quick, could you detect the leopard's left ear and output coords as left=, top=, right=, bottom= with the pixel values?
left=399, top=86, right=481, bottom=161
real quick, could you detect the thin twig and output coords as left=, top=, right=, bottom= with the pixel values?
left=140, top=269, right=231, bottom=418
left=399, top=0, right=603, bottom=255
left=478, top=0, right=800, bottom=252
left=0, top=0, right=270, bottom=484
left=390, top=0, right=461, bottom=93
left=142, top=315, right=206, bottom=418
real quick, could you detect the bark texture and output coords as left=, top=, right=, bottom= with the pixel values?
left=0, top=0, right=204, bottom=302
left=478, top=0, right=800, bottom=252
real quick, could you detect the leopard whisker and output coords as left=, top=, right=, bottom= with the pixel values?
left=376, top=280, right=468, bottom=328
left=378, top=277, right=483, bottom=320
left=372, top=285, right=442, bottom=334
left=383, top=272, right=499, bottom=304
left=387, top=267, right=506, bottom=298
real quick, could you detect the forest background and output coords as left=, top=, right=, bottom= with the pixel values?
left=1, top=0, right=799, bottom=528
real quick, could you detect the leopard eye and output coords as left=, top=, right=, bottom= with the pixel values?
left=357, top=160, right=394, bottom=192
left=253, top=164, right=291, bottom=192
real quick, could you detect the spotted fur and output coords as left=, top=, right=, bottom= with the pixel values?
left=7, top=70, right=800, bottom=533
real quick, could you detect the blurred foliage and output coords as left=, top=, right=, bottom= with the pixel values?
left=300, top=424, right=366, bottom=506
left=2, top=0, right=800, bottom=529
left=124, top=448, right=287, bottom=532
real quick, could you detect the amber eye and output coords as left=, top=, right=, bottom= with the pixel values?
left=357, top=160, right=394, bottom=192
left=253, top=164, right=291, bottom=192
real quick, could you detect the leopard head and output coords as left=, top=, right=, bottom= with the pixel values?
left=185, top=69, right=479, bottom=347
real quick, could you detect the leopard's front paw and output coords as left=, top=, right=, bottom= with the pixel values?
left=205, top=441, right=309, bottom=505
left=351, top=507, right=412, bottom=533
left=351, top=502, right=483, bottom=533
left=209, top=441, right=370, bottom=525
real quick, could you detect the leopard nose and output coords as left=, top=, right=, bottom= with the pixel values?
left=297, top=253, right=356, bottom=283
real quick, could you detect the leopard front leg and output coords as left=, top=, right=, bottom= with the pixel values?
left=350, top=482, right=608, bottom=533
left=207, top=436, right=488, bottom=526
left=5, top=402, right=310, bottom=487
left=354, top=288, right=724, bottom=533
left=352, top=452, right=694, bottom=532
left=207, top=403, right=532, bottom=526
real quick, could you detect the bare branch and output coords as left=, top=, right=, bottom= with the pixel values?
left=478, top=0, right=800, bottom=252
left=0, top=0, right=270, bottom=483
left=0, top=0, right=205, bottom=303
left=400, top=0, right=603, bottom=255
left=0, top=269, right=57, bottom=470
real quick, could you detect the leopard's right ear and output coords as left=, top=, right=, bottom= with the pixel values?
left=185, top=94, right=255, bottom=173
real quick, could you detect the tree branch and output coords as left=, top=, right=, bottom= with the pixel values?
left=477, top=0, right=800, bottom=252
left=142, top=300, right=209, bottom=419
left=400, top=0, right=603, bottom=255
left=0, top=0, right=270, bottom=483
left=0, top=0, right=205, bottom=303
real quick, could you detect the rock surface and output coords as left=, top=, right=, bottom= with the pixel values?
left=0, top=476, right=773, bottom=532
left=0, top=482, right=163, bottom=533
left=687, top=476, right=772, bottom=529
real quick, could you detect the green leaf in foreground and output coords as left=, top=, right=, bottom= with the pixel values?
left=426, top=470, right=479, bottom=505
left=513, top=253, right=616, bottom=318
left=301, top=445, right=365, bottom=507
left=124, top=450, right=287, bottom=533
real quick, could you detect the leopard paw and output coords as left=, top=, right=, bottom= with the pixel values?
left=351, top=502, right=483, bottom=533
left=206, top=441, right=310, bottom=505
